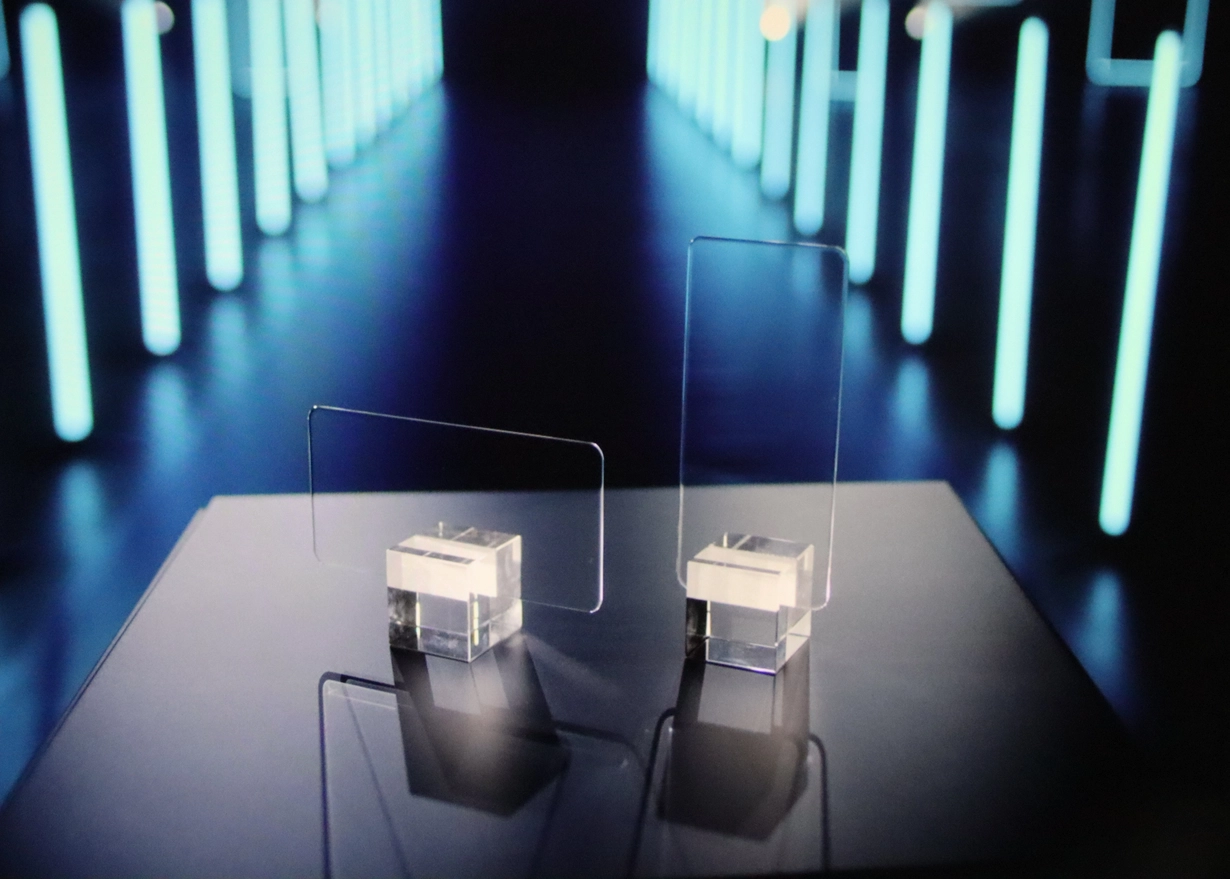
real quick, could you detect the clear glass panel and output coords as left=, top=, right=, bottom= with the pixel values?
left=321, top=646, right=642, bottom=878
left=310, top=407, right=604, bottom=620
left=678, top=238, right=846, bottom=669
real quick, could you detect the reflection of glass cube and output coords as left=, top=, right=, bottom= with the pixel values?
left=686, top=534, right=814, bottom=674
left=386, top=524, right=522, bottom=662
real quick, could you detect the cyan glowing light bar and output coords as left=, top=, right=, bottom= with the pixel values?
left=845, top=0, right=888, bottom=284
left=320, top=0, right=356, bottom=168
left=711, top=0, right=734, bottom=148
left=1086, top=0, right=1206, bottom=87
left=901, top=2, right=952, bottom=345
left=192, top=0, right=243, bottom=290
left=373, top=0, right=393, bottom=130
left=284, top=0, right=329, bottom=202
left=122, top=0, right=181, bottom=356
left=1, top=1, right=10, bottom=79
left=793, top=0, right=835, bottom=235
left=665, top=0, right=685, bottom=98
left=352, top=0, right=377, bottom=146
left=695, top=0, right=714, bottom=130
left=250, top=0, right=292, bottom=235
left=388, top=0, right=409, bottom=109
left=20, top=4, right=93, bottom=441
left=992, top=18, right=1048, bottom=430
left=731, top=0, right=765, bottom=168
left=411, top=0, right=431, bottom=95
left=759, top=2, right=797, bottom=198
left=647, top=0, right=662, bottom=81
left=1099, top=31, right=1182, bottom=537
left=429, top=0, right=443, bottom=78
left=678, top=0, right=699, bottom=112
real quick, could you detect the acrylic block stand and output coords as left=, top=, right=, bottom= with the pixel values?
left=308, top=406, right=604, bottom=663
left=677, top=238, right=846, bottom=674
left=387, top=524, right=524, bottom=661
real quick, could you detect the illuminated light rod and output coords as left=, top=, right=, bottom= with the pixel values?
left=122, top=0, right=181, bottom=355
left=193, top=0, right=243, bottom=290
left=284, top=0, right=329, bottom=201
left=352, top=0, right=377, bottom=146
left=845, top=0, right=889, bottom=284
left=1, top=0, right=10, bottom=79
left=21, top=4, right=94, bottom=441
left=731, top=0, right=765, bottom=168
left=250, top=0, right=292, bottom=234
left=793, top=0, right=836, bottom=235
left=900, top=1, right=952, bottom=345
left=1099, top=31, right=1182, bottom=536
left=992, top=17, right=1048, bottom=430
left=759, top=1, right=797, bottom=199
left=319, top=0, right=355, bottom=167
left=1086, top=0, right=1207, bottom=87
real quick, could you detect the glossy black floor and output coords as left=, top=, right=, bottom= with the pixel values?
left=1, top=0, right=1227, bottom=856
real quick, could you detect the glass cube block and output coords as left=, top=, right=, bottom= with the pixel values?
left=686, top=533, right=814, bottom=673
left=386, top=524, right=522, bottom=662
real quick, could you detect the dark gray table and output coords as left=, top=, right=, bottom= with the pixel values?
left=0, top=483, right=1133, bottom=876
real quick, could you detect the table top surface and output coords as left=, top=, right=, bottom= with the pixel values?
left=0, top=482, right=1133, bottom=877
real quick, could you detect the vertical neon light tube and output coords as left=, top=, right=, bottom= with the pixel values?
left=1, top=0, right=10, bottom=79
left=731, top=0, right=765, bottom=168
left=711, top=0, right=734, bottom=148
left=122, top=0, right=181, bottom=355
left=20, top=5, right=93, bottom=441
left=413, top=0, right=431, bottom=95
left=846, top=0, right=888, bottom=284
left=901, top=2, right=952, bottom=345
left=372, top=0, right=393, bottom=130
left=666, top=0, right=684, bottom=99
left=284, top=0, right=328, bottom=201
left=193, top=0, right=243, bottom=290
left=760, top=2, right=798, bottom=199
left=695, top=1, right=714, bottom=129
left=793, top=0, right=835, bottom=235
left=678, top=0, right=698, bottom=112
left=1099, top=31, right=1182, bottom=536
left=647, top=0, right=661, bottom=81
left=250, top=0, right=292, bottom=234
left=389, top=0, right=411, bottom=108
left=993, top=18, right=1048, bottom=430
left=429, top=0, right=443, bottom=79
left=352, top=0, right=377, bottom=145
left=320, top=0, right=355, bottom=167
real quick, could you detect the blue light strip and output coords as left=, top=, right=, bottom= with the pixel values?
left=20, top=4, right=93, bottom=441
left=731, top=0, right=765, bottom=168
left=647, top=0, right=662, bottom=81
left=678, top=0, right=698, bottom=112
left=192, top=0, right=244, bottom=290
left=429, top=0, right=443, bottom=78
left=845, top=0, right=888, bottom=284
left=388, top=0, right=410, bottom=108
left=319, top=0, right=356, bottom=168
left=901, top=2, right=952, bottom=345
left=992, top=18, right=1048, bottom=430
left=711, top=0, right=734, bottom=148
left=372, top=0, right=393, bottom=130
left=122, top=0, right=181, bottom=355
left=1099, top=31, right=1182, bottom=536
left=695, top=0, right=714, bottom=130
left=1086, top=0, right=1207, bottom=87
left=793, top=0, right=835, bottom=235
left=284, top=0, right=329, bottom=201
left=665, top=0, right=684, bottom=98
left=760, top=2, right=797, bottom=198
left=250, top=0, right=292, bottom=234
left=352, top=0, right=377, bottom=145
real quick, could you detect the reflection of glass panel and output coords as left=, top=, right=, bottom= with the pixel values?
left=632, top=647, right=824, bottom=876
left=322, top=637, right=641, bottom=879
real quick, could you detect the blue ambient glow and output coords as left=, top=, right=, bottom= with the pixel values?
left=845, top=0, right=888, bottom=285
left=1099, top=31, right=1182, bottom=536
left=731, top=0, right=765, bottom=168
left=793, top=0, right=835, bottom=235
left=901, top=2, right=952, bottom=345
left=1086, top=0, right=1206, bottom=88
left=710, top=0, right=733, bottom=147
left=0, top=0, right=10, bottom=79
left=759, top=1, right=797, bottom=199
left=250, top=0, right=291, bottom=235
left=352, top=0, right=377, bottom=146
left=320, top=0, right=356, bottom=168
left=122, top=0, right=181, bottom=356
left=993, top=17, right=1048, bottom=430
left=21, top=4, right=94, bottom=441
left=284, top=0, right=329, bottom=202
left=192, top=0, right=243, bottom=290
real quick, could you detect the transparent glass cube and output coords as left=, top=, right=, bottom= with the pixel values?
left=686, top=533, right=814, bottom=673
left=386, top=524, right=522, bottom=661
